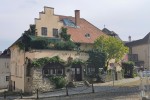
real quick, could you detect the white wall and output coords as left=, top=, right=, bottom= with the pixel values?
left=0, top=57, right=10, bottom=89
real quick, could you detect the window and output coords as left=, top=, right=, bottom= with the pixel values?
left=43, top=69, right=49, bottom=75
left=57, top=69, right=63, bottom=75
left=7, top=63, right=9, bottom=68
left=85, top=33, right=90, bottom=38
left=6, top=76, right=9, bottom=81
left=53, top=28, right=58, bottom=37
left=77, top=68, right=80, bottom=74
left=88, top=67, right=95, bottom=74
left=52, top=69, right=56, bottom=74
left=71, top=68, right=75, bottom=74
left=41, top=27, right=47, bottom=36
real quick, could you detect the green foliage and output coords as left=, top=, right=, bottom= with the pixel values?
left=49, top=76, right=67, bottom=89
left=54, top=42, right=65, bottom=50
left=17, top=27, right=77, bottom=51
left=71, top=59, right=85, bottom=65
left=60, top=27, right=71, bottom=41
left=64, top=41, right=76, bottom=50
left=17, top=42, right=25, bottom=50
left=24, top=24, right=36, bottom=36
left=122, top=61, right=135, bottom=78
left=87, top=50, right=107, bottom=73
left=30, top=39, right=48, bottom=49
left=18, top=24, right=36, bottom=51
left=94, top=35, right=129, bottom=62
left=31, top=56, right=64, bottom=68
left=54, top=41, right=76, bottom=50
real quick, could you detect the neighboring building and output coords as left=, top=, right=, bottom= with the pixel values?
left=102, top=28, right=122, bottom=41
left=9, top=7, right=107, bottom=93
left=0, top=50, right=10, bottom=89
left=126, top=33, right=150, bottom=70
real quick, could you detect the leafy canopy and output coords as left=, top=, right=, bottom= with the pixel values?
left=87, top=50, right=107, bottom=73
left=94, top=35, right=128, bottom=62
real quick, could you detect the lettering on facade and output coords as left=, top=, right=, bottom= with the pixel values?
left=61, top=52, right=88, bottom=57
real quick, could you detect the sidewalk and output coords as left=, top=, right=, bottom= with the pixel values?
left=94, top=77, right=140, bottom=86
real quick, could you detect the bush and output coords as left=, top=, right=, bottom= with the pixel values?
left=31, top=39, right=48, bottom=49
left=122, top=61, right=135, bottom=78
left=49, top=76, right=67, bottom=89
left=54, top=41, right=76, bottom=50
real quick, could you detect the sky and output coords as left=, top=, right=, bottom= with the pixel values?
left=0, top=0, right=150, bottom=52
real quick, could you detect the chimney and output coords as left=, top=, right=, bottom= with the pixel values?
left=75, top=10, right=80, bottom=26
left=128, top=36, right=131, bottom=42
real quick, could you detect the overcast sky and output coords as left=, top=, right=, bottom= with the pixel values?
left=0, top=0, right=150, bottom=51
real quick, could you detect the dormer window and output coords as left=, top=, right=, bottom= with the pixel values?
left=85, top=33, right=90, bottom=38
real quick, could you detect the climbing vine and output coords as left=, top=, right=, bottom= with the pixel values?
left=31, top=56, right=65, bottom=68
left=60, top=27, right=71, bottom=41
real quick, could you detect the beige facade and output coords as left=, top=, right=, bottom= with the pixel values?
left=35, top=7, right=63, bottom=37
left=130, top=44, right=149, bottom=69
left=126, top=33, right=150, bottom=70
left=10, top=45, right=25, bottom=91
left=10, top=44, right=89, bottom=92
left=9, top=7, right=116, bottom=93
left=0, top=56, right=10, bottom=89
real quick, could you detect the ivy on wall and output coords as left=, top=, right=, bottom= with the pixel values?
left=60, top=27, right=71, bottom=41
left=31, top=56, right=65, bottom=68
left=17, top=27, right=77, bottom=51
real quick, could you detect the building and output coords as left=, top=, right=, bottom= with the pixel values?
left=102, top=28, right=122, bottom=41
left=9, top=7, right=107, bottom=93
left=0, top=50, right=10, bottom=89
left=125, top=33, right=150, bottom=70
left=35, top=7, right=106, bottom=50
left=0, top=51, right=2, bottom=55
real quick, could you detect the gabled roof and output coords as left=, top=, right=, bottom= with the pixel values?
left=126, top=32, right=150, bottom=47
left=59, top=15, right=106, bottom=44
left=0, top=49, right=10, bottom=58
left=102, top=28, right=122, bottom=41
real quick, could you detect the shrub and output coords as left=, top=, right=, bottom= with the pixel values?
left=122, top=61, right=135, bottom=78
left=49, top=76, right=67, bottom=89
left=54, top=41, right=76, bottom=50
left=31, top=39, right=48, bottom=49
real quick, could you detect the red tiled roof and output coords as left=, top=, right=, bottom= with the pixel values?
left=59, top=15, right=106, bottom=44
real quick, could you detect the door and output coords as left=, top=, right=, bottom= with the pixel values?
left=71, top=66, right=82, bottom=81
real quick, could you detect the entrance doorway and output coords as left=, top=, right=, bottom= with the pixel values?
left=71, top=65, right=82, bottom=81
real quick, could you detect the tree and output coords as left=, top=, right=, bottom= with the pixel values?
left=94, top=35, right=128, bottom=64
left=60, top=27, right=71, bottom=41
left=87, top=50, right=107, bottom=73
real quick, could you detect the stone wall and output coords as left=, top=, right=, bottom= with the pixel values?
left=31, top=68, right=55, bottom=93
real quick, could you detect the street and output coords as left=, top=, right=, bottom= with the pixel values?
left=1, top=77, right=142, bottom=100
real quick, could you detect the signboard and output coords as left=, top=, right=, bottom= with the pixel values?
left=110, top=63, right=115, bottom=69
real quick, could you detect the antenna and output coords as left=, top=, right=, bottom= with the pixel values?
left=104, top=25, right=105, bottom=28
